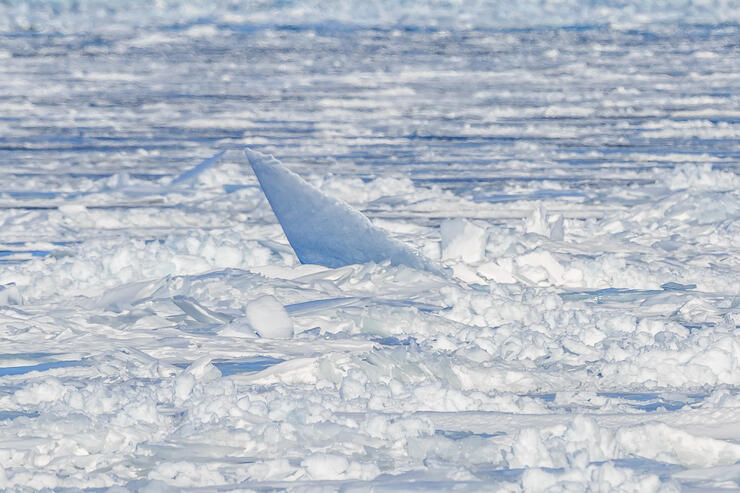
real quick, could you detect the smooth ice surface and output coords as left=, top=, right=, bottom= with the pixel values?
left=247, top=149, right=442, bottom=274
left=0, top=1, right=739, bottom=491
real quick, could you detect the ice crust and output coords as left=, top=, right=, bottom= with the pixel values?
left=0, top=6, right=739, bottom=492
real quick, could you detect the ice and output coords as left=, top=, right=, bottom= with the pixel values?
left=0, top=2, right=739, bottom=491
left=440, top=219, right=488, bottom=263
left=170, top=150, right=226, bottom=186
left=246, top=149, right=444, bottom=275
left=244, top=295, right=294, bottom=339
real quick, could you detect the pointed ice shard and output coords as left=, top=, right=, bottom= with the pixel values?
left=245, top=149, right=443, bottom=275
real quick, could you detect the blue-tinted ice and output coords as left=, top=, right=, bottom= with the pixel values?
left=246, top=149, right=444, bottom=275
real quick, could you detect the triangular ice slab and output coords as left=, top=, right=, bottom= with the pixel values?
left=245, top=149, right=442, bottom=275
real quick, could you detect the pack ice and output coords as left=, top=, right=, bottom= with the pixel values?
left=0, top=3, right=739, bottom=492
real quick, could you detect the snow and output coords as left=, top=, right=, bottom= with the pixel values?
left=244, top=295, right=294, bottom=339
left=1, top=0, right=738, bottom=33
left=0, top=1, right=739, bottom=491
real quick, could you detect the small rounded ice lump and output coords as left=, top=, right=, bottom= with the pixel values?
left=245, top=295, right=294, bottom=338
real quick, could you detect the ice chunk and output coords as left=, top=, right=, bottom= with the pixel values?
left=245, top=149, right=443, bottom=275
left=524, top=205, right=564, bottom=240
left=302, top=453, right=349, bottom=480
left=440, top=218, right=488, bottom=263
left=549, top=214, right=565, bottom=241
left=524, top=204, right=550, bottom=236
left=517, top=250, right=566, bottom=285
left=174, top=357, right=222, bottom=401
left=477, top=261, right=517, bottom=283
left=245, top=295, right=294, bottom=339
left=172, top=295, right=233, bottom=324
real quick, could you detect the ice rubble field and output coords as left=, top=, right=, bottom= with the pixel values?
left=1, top=1, right=740, bottom=491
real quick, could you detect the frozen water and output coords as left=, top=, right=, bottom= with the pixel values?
left=246, top=149, right=444, bottom=274
left=440, top=219, right=488, bottom=263
left=244, top=294, right=294, bottom=339
left=0, top=1, right=739, bottom=491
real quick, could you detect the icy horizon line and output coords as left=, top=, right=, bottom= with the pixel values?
left=2, top=0, right=739, bottom=34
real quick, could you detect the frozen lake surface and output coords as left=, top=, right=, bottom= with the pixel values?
left=0, top=1, right=739, bottom=490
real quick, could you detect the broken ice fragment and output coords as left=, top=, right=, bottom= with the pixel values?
left=440, top=218, right=488, bottom=263
left=245, top=148, right=443, bottom=275
left=245, top=295, right=294, bottom=339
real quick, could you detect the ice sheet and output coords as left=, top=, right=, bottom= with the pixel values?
left=0, top=3, right=738, bottom=491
